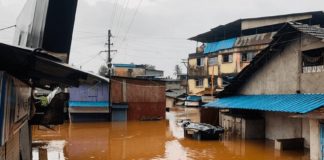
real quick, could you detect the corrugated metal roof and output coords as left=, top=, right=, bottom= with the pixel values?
left=290, top=22, right=324, bottom=39
left=204, top=94, right=324, bottom=114
left=204, top=38, right=237, bottom=54
left=234, top=32, right=275, bottom=47
left=189, top=11, right=324, bottom=43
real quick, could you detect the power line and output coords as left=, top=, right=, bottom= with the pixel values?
left=78, top=51, right=105, bottom=66
left=115, top=0, right=130, bottom=39
left=120, top=0, right=143, bottom=44
left=109, top=0, right=119, bottom=29
left=73, top=35, right=106, bottom=40
left=0, top=25, right=16, bottom=32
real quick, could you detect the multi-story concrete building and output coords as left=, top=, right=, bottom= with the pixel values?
left=187, top=11, right=324, bottom=96
left=205, top=22, right=324, bottom=160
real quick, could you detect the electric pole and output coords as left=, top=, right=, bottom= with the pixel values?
left=181, top=59, right=188, bottom=95
left=107, top=30, right=113, bottom=108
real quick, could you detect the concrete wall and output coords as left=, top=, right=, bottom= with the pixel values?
left=264, top=112, right=311, bottom=147
left=265, top=112, right=301, bottom=139
left=302, top=118, right=310, bottom=148
left=239, top=38, right=300, bottom=94
left=219, top=53, right=241, bottom=74
left=219, top=112, right=265, bottom=139
left=301, top=72, right=324, bottom=93
left=242, top=119, right=265, bottom=139
left=165, top=81, right=181, bottom=90
left=309, top=119, right=320, bottom=160
left=188, top=78, right=208, bottom=94
left=166, top=97, right=174, bottom=108
left=239, top=34, right=324, bottom=95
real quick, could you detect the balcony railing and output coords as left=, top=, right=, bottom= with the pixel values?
left=303, top=65, right=324, bottom=73
left=188, top=65, right=208, bottom=77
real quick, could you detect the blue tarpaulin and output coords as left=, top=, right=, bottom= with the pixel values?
left=204, top=94, right=324, bottom=114
left=69, top=101, right=109, bottom=108
left=204, top=38, right=237, bottom=54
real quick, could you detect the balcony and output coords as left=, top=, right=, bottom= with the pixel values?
left=188, top=65, right=208, bottom=78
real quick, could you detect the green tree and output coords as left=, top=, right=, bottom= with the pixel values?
left=174, top=65, right=182, bottom=76
left=98, top=65, right=108, bottom=76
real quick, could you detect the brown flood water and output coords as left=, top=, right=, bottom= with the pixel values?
left=32, top=108, right=309, bottom=160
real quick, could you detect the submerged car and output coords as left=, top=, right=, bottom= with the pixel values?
left=182, top=122, right=224, bottom=140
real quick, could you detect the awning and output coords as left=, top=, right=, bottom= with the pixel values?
left=0, top=43, right=109, bottom=89
left=204, top=94, right=324, bottom=114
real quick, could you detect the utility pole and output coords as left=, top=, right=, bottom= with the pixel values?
left=181, top=59, right=188, bottom=95
left=107, top=30, right=113, bottom=108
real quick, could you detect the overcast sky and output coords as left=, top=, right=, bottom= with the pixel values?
left=0, top=0, right=323, bottom=77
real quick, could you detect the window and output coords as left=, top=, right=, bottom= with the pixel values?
left=302, top=48, right=324, bottom=73
left=195, top=79, right=204, bottom=87
left=241, top=52, right=255, bottom=62
left=223, top=54, right=233, bottom=63
left=197, top=58, right=204, bottom=67
left=208, top=57, right=218, bottom=65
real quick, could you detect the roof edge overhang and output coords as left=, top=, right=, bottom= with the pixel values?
left=189, top=11, right=324, bottom=43
left=204, top=94, right=324, bottom=114
left=0, top=43, right=109, bottom=89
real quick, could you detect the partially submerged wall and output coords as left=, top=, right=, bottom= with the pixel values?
left=111, top=78, right=166, bottom=120
left=264, top=112, right=310, bottom=148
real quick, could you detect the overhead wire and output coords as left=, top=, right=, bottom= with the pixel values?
left=119, top=0, right=143, bottom=47
left=109, top=0, right=119, bottom=30
left=115, top=0, right=130, bottom=40
left=0, top=25, right=16, bottom=32
left=78, top=51, right=105, bottom=67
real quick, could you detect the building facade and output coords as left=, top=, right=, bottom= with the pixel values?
left=205, top=22, right=324, bottom=160
left=112, top=64, right=164, bottom=78
left=187, top=11, right=324, bottom=95
left=68, top=82, right=110, bottom=121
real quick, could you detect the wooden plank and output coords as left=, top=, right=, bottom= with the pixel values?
left=5, top=132, right=20, bottom=160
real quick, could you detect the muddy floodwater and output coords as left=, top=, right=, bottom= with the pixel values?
left=32, top=108, right=309, bottom=160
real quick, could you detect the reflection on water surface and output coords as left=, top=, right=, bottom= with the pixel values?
left=32, top=108, right=309, bottom=160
